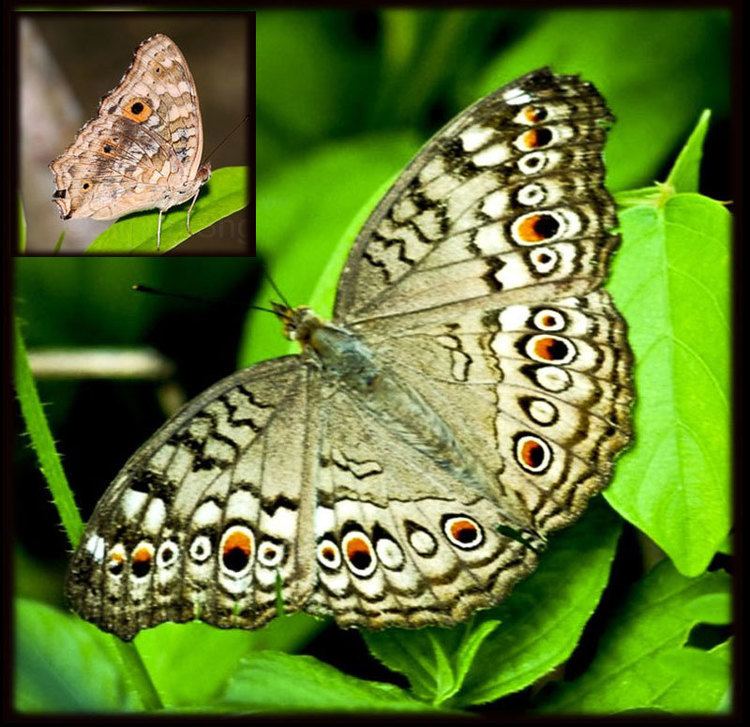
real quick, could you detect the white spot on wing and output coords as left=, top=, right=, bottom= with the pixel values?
left=498, top=305, right=531, bottom=331
left=314, top=506, right=335, bottom=536
left=261, top=507, right=297, bottom=539
left=504, top=91, right=533, bottom=106
left=193, top=500, right=222, bottom=527
left=86, top=534, right=106, bottom=563
left=121, top=489, right=148, bottom=518
left=226, top=489, right=255, bottom=520
left=459, top=125, right=494, bottom=152
left=471, top=144, right=508, bottom=167
left=481, top=191, right=508, bottom=219
left=142, top=498, right=166, bottom=534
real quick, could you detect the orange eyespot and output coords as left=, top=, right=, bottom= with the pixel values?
left=533, top=336, right=568, bottom=361
left=346, top=537, right=371, bottom=563
left=516, top=434, right=552, bottom=473
left=131, top=544, right=153, bottom=578
left=520, top=127, right=553, bottom=149
left=517, top=214, right=544, bottom=242
left=223, top=530, right=253, bottom=556
left=220, top=526, right=255, bottom=574
left=133, top=547, right=151, bottom=563
left=516, top=213, right=560, bottom=243
left=451, top=519, right=476, bottom=542
left=443, top=515, right=483, bottom=549
left=521, top=440, right=544, bottom=468
left=342, top=532, right=377, bottom=576
left=321, top=546, right=336, bottom=561
left=523, top=105, right=547, bottom=123
left=122, top=98, right=152, bottom=123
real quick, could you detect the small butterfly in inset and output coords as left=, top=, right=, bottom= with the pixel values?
left=49, top=34, right=210, bottom=251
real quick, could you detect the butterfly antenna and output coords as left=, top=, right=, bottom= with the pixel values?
left=131, top=283, right=278, bottom=317
left=263, top=272, right=293, bottom=311
left=203, top=114, right=250, bottom=164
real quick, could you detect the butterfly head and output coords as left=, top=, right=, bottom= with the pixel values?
left=196, top=162, right=212, bottom=184
left=272, top=304, right=324, bottom=346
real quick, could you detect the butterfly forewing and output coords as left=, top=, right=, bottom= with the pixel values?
left=335, top=68, right=618, bottom=323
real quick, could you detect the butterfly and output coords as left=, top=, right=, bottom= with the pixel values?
left=66, top=68, right=633, bottom=641
left=49, top=34, right=210, bottom=252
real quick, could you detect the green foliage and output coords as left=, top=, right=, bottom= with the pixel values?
left=85, top=167, right=248, bottom=254
left=134, top=616, right=325, bottom=707
left=606, top=114, right=731, bottom=576
left=13, top=317, right=83, bottom=547
left=15, top=7, right=732, bottom=717
left=15, top=599, right=140, bottom=712
left=365, top=500, right=621, bottom=708
left=473, top=10, right=728, bottom=191
left=536, top=562, right=731, bottom=714
left=246, top=134, right=417, bottom=364
left=217, top=652, right=439, bottom=713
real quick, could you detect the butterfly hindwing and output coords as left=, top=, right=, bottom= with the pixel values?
left=305, top=384, right=541, bottom=628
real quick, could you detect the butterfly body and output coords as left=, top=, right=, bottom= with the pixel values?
left=66, top=69, right=632, bottom=640
left=49, top=34, right=208, bottom=249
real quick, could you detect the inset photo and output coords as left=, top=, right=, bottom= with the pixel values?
left=18, top=13, right=252, bottom=255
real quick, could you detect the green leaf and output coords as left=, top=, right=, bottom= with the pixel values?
left=218, top=651, right=440, bottom=713
left=364, top=619, right=501, bottom=705
left=15, top=599, right=140, bottom=713
left=13, top=317, right=84, bottom=547
left=134, top=615, right=326, bottom=707
left=606, top=193, right=731, bottom=575
left=366, top=499, right=621, bottom=707
left=256, top=12, right=377, bottom=152
left=85, top=166, right=248, bottom=254
left=666, top=110, right=712, bottom=194
left=536, top=561, right=731, bottom=714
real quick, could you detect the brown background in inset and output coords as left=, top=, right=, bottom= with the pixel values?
left=24, top=13, right=250, bottom=254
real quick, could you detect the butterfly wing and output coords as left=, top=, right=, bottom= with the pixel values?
left=332, top=68, right=632, bottom=535
left=66, top=357, right=319, bottom=641
left=50, top=34, right=205, bottom=221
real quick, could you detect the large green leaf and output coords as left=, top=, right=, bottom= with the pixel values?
left=85, top=166, right=248, bottom=254
left=217, top=651, right=440, bottom=713
left=15, top=599, right=140, bottom=713
left=365, top=499, right=622, bottom=707
left=604, top=113, right=730, bottom=575
left=134, top=615, right=325, bottom=707
left=536, top=561, right=731, bottom=714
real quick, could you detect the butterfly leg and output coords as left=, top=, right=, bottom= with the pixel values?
left=156, top=209, right=164, bottom=252
left=186, top=188, right=201, bottom=236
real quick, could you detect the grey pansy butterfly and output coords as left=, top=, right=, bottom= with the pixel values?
left=66, top=68, right=633, bottom=640
left=49, top=34, right=210, bottom=252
